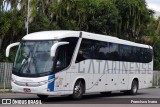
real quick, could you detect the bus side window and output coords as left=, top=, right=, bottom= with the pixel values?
left=144, top=48, right=152, bottom=63
left=76, top=39, right=93, bottom=63
left=135, top=47, right=141, bottom=63
left=143, top=48, right=147, bottom=63
left=54, top=37, right=79, bottom=72
left=54, top=45, right=67, bottom=70
left=109, top=43, right=119, bottom=61
left=94, top=41, right=109, bottom=60
left=131, top=46, right=136, bottom=62
left=140, top=48, right=144, bottom=63
left=147, top=49, right=152, bottom=62
left=61, top=37, right=78, bottom=66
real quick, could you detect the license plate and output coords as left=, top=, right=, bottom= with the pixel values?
left=23, top=88, right=31, bottom=93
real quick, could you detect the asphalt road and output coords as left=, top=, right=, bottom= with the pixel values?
left=0, top=88, right=160, bottom=105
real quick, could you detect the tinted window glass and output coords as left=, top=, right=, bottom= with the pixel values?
left=143, top=48, right=152, bottom=63
left=109, top=43, right=119, bottom=61
left=94, top=41, right=109, bottom=60
left=148, top=49, right=152, bottom=62
left=143, top=48, right=148, bottom=63
left=76, top=39, right=94, bottom=63
left=54, top=37, right=78, bottom=73
left=55, top=45, right=67, bottom=70
left=76, top=38, right=152, bottom=63
left=130, top=46, right=136, bottom=62
left=61, top=37, right=78, bottom=66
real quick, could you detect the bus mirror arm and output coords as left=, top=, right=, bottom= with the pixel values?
left=50, top=42, right=69, bottom=58
left=6, top=42, right=20, bottom=57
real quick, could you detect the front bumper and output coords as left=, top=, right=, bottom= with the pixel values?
left=11, top=82, right=64, bottom=96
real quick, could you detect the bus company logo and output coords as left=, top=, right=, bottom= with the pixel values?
left=78, top=60, right=152, bottom=74
left=2, top=99, right=11, bottom=104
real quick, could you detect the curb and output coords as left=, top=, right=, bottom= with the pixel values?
left=150, top=86, right=160, bottom=88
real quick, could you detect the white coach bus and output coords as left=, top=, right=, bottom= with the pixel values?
left=6, top=31, right=153, bottom=99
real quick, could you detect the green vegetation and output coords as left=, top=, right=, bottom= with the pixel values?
left=0, top=0, right=160, bottom=69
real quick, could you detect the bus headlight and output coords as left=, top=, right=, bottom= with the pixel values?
left=11, top=77, right=16, bottom=83
left=38, top=81, right=48, bottom=86
left=39, top=78, right=55, bottom=86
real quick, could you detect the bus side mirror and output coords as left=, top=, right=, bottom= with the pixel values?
left=50, top=42, right=69, bottom=58
left=6, top=42, right=20, bottom=57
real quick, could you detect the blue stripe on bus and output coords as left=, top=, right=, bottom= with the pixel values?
left=48, top=74, right=55, bottom=91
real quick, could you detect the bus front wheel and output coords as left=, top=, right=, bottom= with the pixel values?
left=72, top=80, right=84, bottom=99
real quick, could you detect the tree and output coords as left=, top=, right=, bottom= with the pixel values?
left=114, top=0, right=151, bottom=41
left=0, top=0, right=160, bottom=70
left=88, top=0, right=119, bottom=36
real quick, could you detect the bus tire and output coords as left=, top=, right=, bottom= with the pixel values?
left=72, top=80, right=84, bottom=99
left=37, top=94, right=48, bottom=99
left=129, top=80, right=138, bottom=95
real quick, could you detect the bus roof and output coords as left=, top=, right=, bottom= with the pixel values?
left=82, top=31, right=152, bottom=49
left=22, top=30, right=152, bottom=49
left=22, top=30, right=80, bottom=40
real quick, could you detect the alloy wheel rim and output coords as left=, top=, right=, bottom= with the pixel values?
left=133, top=84, right=137, bottom=93
left=74, top=82, right=82, bottom=97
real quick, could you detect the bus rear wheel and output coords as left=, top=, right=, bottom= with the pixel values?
left=124, top=80, right=138, bottom=95
left=72, top=80, right=84, bottom=99
left=37, top=94, right=48, bottom=99
left=130, top=80, right=138, bottom=95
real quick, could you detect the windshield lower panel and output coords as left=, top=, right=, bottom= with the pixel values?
left=13, top=40, right=57, bottom=77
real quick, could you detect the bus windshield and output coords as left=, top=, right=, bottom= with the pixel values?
left=13, top=40, right=57, bottom=76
